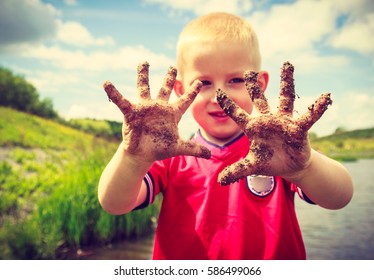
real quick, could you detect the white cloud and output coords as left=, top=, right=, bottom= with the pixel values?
left=194, top=0, right=252, bottom=15
left=332, top=91, right=374, bottom=131
left=65, top=103, right=123, bottom=121
left=143, top=0, right=374, bottom=65
left=0, top=0, right=58, bottom=46
left=65, top=104, right=90, bottom=119
left=64, top=0, right=78, bottom=6
left=27, top=70, right=83, bottom=94
left=143, top=0, right=252, bottom=15
left=247, top=0, right=374, bottom=73
left=288, top=52, right=348, bottom=71
left=329, top=13, right=374, bottom=55
left=250, top=1, right=337, bottom=59
left=56, top=21, right=115, bottom=47
left=22, top=44, right=174, bottom=71
left=142, top=0, right=368, bottom=72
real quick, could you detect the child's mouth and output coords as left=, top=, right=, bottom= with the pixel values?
left=209, top=111, right=229, bottom=120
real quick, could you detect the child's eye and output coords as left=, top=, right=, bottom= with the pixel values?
left=229, top=78, right=245, bottom=84
left=201, top=80, right=211, bottom=86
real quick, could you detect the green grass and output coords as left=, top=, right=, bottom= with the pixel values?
left=310, top=128, right=374, bottom=161
left=0, top=107, right=92, bottom=150
left=0, top=107, right=159, bottom=259
left=67, top=118, right=122, bottom=140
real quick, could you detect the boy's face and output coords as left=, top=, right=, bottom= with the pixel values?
left=180, top=42, right=265, bottom=145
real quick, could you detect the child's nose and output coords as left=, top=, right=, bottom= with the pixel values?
left=210, top=91, right=219, bottom=103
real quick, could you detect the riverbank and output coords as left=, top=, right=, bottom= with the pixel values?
left=0, top=107, right=160, bottom=259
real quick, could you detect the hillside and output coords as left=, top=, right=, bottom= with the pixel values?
left=0, top=106, right=114, bottom=150
left=310, top=127, right=374, bottom=160
left=2, top=105, right=372, bottom=161
left=0, top=107, right=159, bottom=260
left=2, top=104, right=372, bottom=161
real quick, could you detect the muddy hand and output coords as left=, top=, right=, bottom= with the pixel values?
left=103, top=62, right=211, bottom=161
left=216, top=61, right=332, bottom=185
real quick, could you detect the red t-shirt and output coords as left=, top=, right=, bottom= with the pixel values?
left=141, top=131, right=307, bottom=259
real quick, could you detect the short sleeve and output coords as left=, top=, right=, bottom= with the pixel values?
left=132, top=159, right=169, bottom=210
left=289, top=180, right=316, bottom=205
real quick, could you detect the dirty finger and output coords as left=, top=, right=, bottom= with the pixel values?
left=174, top=80, right=202, bottom=122
left=157, top=66, right=177, bottom=101
left=277, top=61, right=296, bottom=116
left=103, top=81, right=132, bottom=114
left=244, top=71, right=270, bottom=114
left=137, top=61, right=151, bottom=100
left=296, top=93, right=332, bottom=131
left=216, top=89, right=250, bottom=131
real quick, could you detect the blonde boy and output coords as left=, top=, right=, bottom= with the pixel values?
left=99, top=13, right=353, bottom=259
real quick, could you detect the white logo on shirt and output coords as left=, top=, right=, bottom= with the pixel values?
left=246, top=175, right=275, bottom=197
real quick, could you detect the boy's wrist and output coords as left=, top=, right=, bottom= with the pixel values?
left=282, top=150, right=315, bottom=185
left=118, top=141, right=155, bottom=169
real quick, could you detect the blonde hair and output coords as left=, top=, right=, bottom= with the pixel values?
left=176, top=12, right=262, bottom=76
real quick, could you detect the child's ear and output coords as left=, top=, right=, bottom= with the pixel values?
left=257, top=71, right=269, bottom=92
left=174, top=79, right=184, bottom=97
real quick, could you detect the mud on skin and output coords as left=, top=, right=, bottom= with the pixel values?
left=216, top=61, right=332, bottom=185
left=103, top=62, right=211, bottom=162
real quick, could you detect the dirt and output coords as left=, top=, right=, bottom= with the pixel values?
left=297, top=93, right=333, bottom=130
left=104, top=62, right=211, bottom=161
left=244, top=71, right=270, bottom=114
left=278, top=61, right=296, bottom=115
left=215, top=61, right=333, bottom=185
left=158, top=66, right=177, bottom=100
left=137, top=62, right=151, bottom=100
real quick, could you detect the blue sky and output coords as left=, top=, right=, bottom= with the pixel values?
left=1, top=0, right=373, bottom=138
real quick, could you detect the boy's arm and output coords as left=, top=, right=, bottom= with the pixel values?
left=286, top=149, right=353, bottom=209
left=216, top=61, right=353, bottom=209
left=98, top=62, right=210, bottom=215
left=98, top=142, right=151, bottom=215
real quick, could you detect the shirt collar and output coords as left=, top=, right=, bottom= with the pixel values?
left=193, top=129, right=249, bottom=157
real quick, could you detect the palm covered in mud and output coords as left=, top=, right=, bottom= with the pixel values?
left=216, top=62, right=332, bottom=185
left=103, top=62, right=210, bottom=162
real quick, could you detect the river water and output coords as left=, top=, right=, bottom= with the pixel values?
left=296, top=158, right=374, bottom=259
left=80, top=159, right=374, bottom=260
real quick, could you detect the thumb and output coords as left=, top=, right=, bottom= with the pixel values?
left=218, top=158, right=256, bottom=186
left=175, top=140, right=211, bottom=159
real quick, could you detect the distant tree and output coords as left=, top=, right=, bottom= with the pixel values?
left=0, top=66, right=58, bottom=119
left=107, top=120, right=122, bottom=140
left=308, top=132, right=318, bottom=141
left=31, top=97, right=58, bottom=119
left=0, top=67, right=38, bottom=111
left=68, top=118, right=123, bottom=140
left=334, top=127, right=347, bottom=134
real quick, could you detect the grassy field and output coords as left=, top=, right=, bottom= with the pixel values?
left=310, top=128, right=374, bottom=161
left=0, top=107, right=159, bottom=259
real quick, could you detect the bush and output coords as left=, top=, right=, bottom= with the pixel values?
left=0, top=66, right=58, bottom=119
